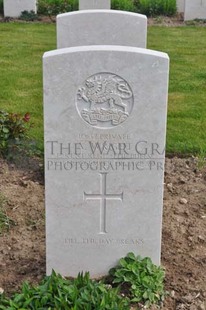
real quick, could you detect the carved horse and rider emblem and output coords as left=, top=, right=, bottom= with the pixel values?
left=76, top=73, right=134, bottom=128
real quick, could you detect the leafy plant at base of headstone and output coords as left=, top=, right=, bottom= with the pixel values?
left=19, top=10, right=39, bottom=21
left=0, top=270, right=130, bottom=309
left=0, top=193, right=15, bottom=235
left=109, top=252, right=166, bottom=307
left=0, top=110, right=31, bottom=157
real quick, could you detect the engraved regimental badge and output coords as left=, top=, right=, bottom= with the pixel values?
left=76, top=73, right=134, bottom=129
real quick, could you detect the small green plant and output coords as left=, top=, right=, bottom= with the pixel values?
left=0, top=270, right=129, bottom=309
left=0, top=110, right=31, bottom=157
left=19, top=10, right=39, bottom=21
left=0, top=253, right=167, bottom=308
left=0, top=0, right=3, bottom=15
left=0, top=193, right=14, bottom=234
left=137, top=0, right=176, bottom=16
left=109, top=252, right=166, bottom=307
left=154, top=15, right=164, bottom=24
left=111, top=0, right=136, bottom=12
left=37, top=0, right=78, bottom=16
left=197, top=149, right=206, bottom=169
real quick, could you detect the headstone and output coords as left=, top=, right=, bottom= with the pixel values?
left=3, top=0, right=37, bottom=18
left=176, top=0, right=185, bottom=13
left=79, top=0, right=110, bottom=10
left=43, top=45, right=169, bottom=277
left=184, top=0, right=206, bottom=20
left=57, top=10, right=147, bottom=49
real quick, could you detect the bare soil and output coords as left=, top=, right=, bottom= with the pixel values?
left=0, top=14, right=206, bottom=27
left=0, top=156, right=206, bottom=309
left=147, top=15, right=206, bottom=27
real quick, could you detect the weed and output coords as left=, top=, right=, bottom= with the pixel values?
left=19, top=10, right=39, bottom=21
left=109, top=252, right=166, bottom=307
left=0, top=270, right=129, bottom=309
left=111, top=0, right=136, bottom=11
left=137, top=0, right=176, bottom=16
left=197, top=149, right=206, bottom=169
left=154, top=15, right=164, bottom=24
left=0, top=193, right=14, bottom=234
left=0, top=0, right=3, bottom=15
left=0, top=110, right=32, bottom=157
left=0, top=253, right=166, bottom=308
left=37, top=0, right=78, bottom=16
left=185, top=19, right=206, bottom=26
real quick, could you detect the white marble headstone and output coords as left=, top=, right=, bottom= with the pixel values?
left=57, top=10, right=147, bottom=49
left=184, top=0, right=206, bottom=20
left=79, top=0, right=110, bottom=10
left=3, top=0, right=37, bottom=17
left=176, top=0, right=185, bottom=13
left=43, top=45, right=169, bottom=277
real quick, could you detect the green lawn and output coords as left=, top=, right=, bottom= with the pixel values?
left=148, top=26, right=206, bottom=155
left=0, top=23, right=56, bottom=151
left=0, top=23, right=206, bottom=155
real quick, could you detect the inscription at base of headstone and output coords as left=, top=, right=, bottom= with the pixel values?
left=79, top=0, right=110, bottom=10
left=3, top=0, right=37, bottom=17
left=57, top=11, right=147, bottom=49
left=44, top=45, right=169, bottom=277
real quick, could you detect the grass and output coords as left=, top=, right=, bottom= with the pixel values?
left=148, top=26, right=206, bottom=155
left=0, top=23, right=206, bottom=155
left=0, top=22, right=56, bottom=151
left=0, top=193, right=14, bottom=234
left=0, top=255, right=165, bottom=309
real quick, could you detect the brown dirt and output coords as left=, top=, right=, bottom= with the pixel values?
left=0, top=14, right=206, bottom=27
left=162, top=158, right=206, bottom=310
left=147, top=15, right=206, bottom=27
left=0, top=156, right=206, bottom=309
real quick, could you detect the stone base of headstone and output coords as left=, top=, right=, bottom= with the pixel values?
left=3, top=0, right=37, bottom=18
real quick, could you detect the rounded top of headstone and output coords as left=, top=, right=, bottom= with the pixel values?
left=57, top=9, right=147, bottom=20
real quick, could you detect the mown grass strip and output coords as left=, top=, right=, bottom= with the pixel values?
left=0, top=23, right=206, bottom=155
left=148, top=26, right=206, bottom=155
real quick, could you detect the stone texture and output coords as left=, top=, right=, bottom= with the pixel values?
left=3, top=0, right=37, bottom=17
left=176, top=0, right=185, bottom=13
left=57, top=10, right=147, bottom=49
left=184, top=0, right=206, bottom=20
left=179, top=198, right=188, bottom=204
left=79, top=0, right=110, bottom=10
left=43, top=45, right=169, bottom=277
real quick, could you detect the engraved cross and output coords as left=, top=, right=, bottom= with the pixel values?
left=84, top=173, right=123, bottom=234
